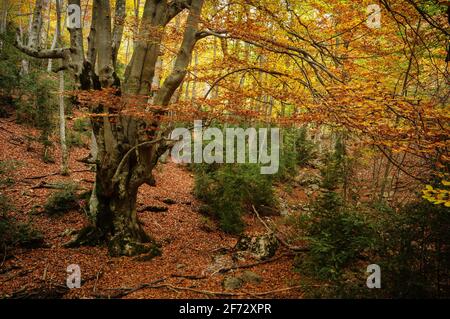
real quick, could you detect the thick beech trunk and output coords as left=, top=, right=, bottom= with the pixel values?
left=15, top=0, right=204, bottom=257
left=87, top=162, right=157, bottom=257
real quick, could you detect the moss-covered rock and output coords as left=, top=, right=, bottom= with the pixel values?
left=235, top=234, right=279, bottom=260
left=223, top=276, right=244, bottom=290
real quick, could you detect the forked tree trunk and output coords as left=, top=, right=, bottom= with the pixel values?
left=15, top=0, right=204, bottom=257
left=84, top=0, right=203, bottom=257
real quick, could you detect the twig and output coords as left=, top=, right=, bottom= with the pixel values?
left=171, top=274, right=207, bottom=280
left=24, top=169, right=92, bottom=180
left=216, top=252, right=294, bottom=274
left=0, top=245, right=7, bottom=269
left=98, top=278, right=167, bottom=298
left=24, top=172, right=59, bottom=180
left=252, top=205, right=309, bottom=252
left=42, top=263, right=48, bottom=281
left=80, top=179, right=95, bottom=184
left=93, top=268, right=104, bottom=294
left=30, top=180, right=88, bottom=192
left=1, top=267, right=35, bottom=283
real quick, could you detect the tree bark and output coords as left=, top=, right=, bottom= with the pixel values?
left=59, top=70, right=69, bottom=175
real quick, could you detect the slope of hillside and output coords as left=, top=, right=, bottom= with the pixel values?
left=0, top=112, right=304, bottom=299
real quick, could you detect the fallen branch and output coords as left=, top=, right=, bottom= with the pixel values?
left=24, top=169, right=92, bottom=180
left=24, top=172, right=59, bottom=180
left=79, top=178, right=95, bottom=184
left=252, top=205, right=309, bottom=252
left=97, top=278, right=167, bottom=298
left=97, top=282, right=304, bottom=298
left=216, top=252, right=294, bottom=274
left=31, top=181, right=67, bottom=189
left=30, top=181, right=89, bottom=192
left=1, top=267, right=35, bottom=284
left=171, top=274, right=207, bottom=280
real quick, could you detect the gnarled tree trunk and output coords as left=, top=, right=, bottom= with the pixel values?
left=15, top=0, right=205, bottom=257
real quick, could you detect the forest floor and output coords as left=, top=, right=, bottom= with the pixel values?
left=0, top=109, right=307, bottom=299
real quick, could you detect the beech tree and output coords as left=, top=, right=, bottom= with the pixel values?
left=14, top=0, right=205, bottom=256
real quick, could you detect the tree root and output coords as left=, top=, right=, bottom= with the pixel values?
left=63, top=225, right=103, bottom=248
left=63, top=226, right=162, bottom=259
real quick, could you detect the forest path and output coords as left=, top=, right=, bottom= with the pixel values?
left=0, top=113, right=304, bottom=299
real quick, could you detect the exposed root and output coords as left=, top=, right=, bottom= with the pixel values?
left=64, top=226, right=162, bottom=259
left=63, top=225, right=104, bottom=248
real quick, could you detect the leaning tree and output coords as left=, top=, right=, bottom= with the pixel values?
left=15, top=0, right=205, bottom=257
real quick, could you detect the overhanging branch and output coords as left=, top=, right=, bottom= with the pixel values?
left=14, top=31, right=69, bottom=59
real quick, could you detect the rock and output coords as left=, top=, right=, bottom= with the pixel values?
left=241, top=271, right=262, bottom=284
left=223, top=276, right=244, bottom=290
left=309, top=184, right=320, bottom=191
left=138, top=205, right=168, bottom=213
left=205, top=254, right=234, bottom=274
left=279, top=201, right=290, bottom=216
left=295, top=169, right=322, bottom=186
left=162, top=198, right=176, bottom=205
left=60, top=228, right=76, bottom=237
left=235, top=234, right=279, bottom=260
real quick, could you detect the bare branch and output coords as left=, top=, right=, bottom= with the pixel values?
left=14, top=30, right=68, bottom=58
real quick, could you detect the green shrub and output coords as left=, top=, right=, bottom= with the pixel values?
left=43, top=183, right=80, bottom=216
left=277, top=127, right=316, bottom=181
left=0, top=160, right=23, bottom=175
left=377, top=200, right=450, bottom=298
left=1, top=29, right=58, bottom=152
left=67, top=130, right=88, bottom=148
left=320, top=135, right=347, bottom=190
left=0, top=30, right=22, bottom=96
left=194, top=163, right=275, bottom=234
left=291, top=135, right=450, bottom=298
left=295, top=191, right=377, bottom=283
left=73, top=117, right=91, bottom=133
left=1, top=218, right=44, bottom=249
left=192, top=123, right=278, bottom=234
left=294, top=192, right=450, bottom=298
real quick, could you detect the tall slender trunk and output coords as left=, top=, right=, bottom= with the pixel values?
left=59, top=71, right=69, bottom=175
left=191, top=50, right=198, bottom=102
left=0, top=0, right=7, bottom=32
